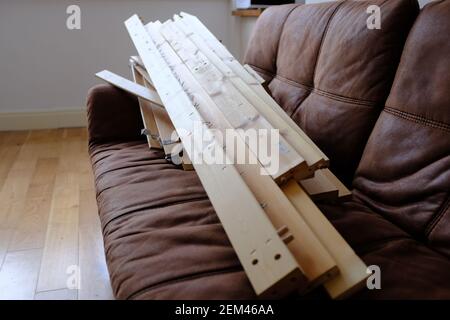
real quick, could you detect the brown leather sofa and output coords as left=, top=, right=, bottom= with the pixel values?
left=86, top=0, right=450, bottom=299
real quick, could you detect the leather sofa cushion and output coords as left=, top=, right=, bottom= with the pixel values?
left=90, top=141, right=256, bottom=299
left=353, top=0, right=450, bottom=258
left=89, top=140, right=450, bottom=299
left=244, top=0, right=419, bottom=185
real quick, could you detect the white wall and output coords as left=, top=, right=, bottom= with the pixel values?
left=0, top=0, right=437, bottom=127
left=0, top=0, right=233, bottom=115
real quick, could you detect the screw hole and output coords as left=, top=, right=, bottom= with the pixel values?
left=252, top=259, right=258, bottom=265
left=274, top=254, right=281, bottom=260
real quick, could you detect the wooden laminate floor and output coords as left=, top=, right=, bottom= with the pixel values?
left=0, top=128, right=114, bottom=300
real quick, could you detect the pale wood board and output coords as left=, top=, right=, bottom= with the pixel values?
left=95, top=70, right=163, bottom=106
left=0, top=249, right=42, bottom=300
left=78, top=187, right=114, bottom=300
left=244, top=64, right=265, bottom=84
left=282, top=180, right=367, bottom=299
left=126, top=15, right=304, bottom=297
left=130, top=64, right=162, bottom=149
left=173, top=16, right=325, bottom=174
left=321, top=168, right=352, bottom=200
left=8, top=158, right=58, bottom=251
left=178, top=12, right=329, bottom=168
left=36, top=139, right=82, bottom=292
left=0, top=129, right=113, bottom=300
left=0, top=133, right=27, bottom=192
left=0, top=228, right=13, bottom=270
left=160, top=20, right=309, bottom=183
left=148, top=20, right=336, bottom=288
left=0, top=135, right=38, bottom=230
left=34, top=288, right=78, bottom=300
left=131, top=56, right=200, bottom=171
left=300, top=169, right=339, bottom=202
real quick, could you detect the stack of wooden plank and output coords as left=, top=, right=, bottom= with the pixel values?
left=95, top=13, right=367, bottom=299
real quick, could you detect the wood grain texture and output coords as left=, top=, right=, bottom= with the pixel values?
left=148, top=20, right=335, bottom=288
left=8, top=158, right=58, bottom=251
left=232, top=8, right=264, bottom=17
left=0, top=249, right=42, bottom=300
left=300, top=169, right=339, bottom=201
left=34, top=288, right=78, bottom=300
left=95, top=70, right=163, bottom=106
left=178, top=13, right=329, bottom=168
left=160, top=20, right=308, bottom=183
left=0, top=129, right=113, bottom=300
left=130, top=64, right=162, bottom=149
left=127, top=15, right=303, bottom=297
left=282, top=180, right=367, bottom=299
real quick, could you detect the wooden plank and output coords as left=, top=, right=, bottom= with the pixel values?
left=131, top=61, right=190, bottom=169
left=321, top=169, right=352, bottom=201
left=232, top=8, right=264, bottom=17
left=300, top=169, right=339, bottom=202
left=78, top=187, right=114, bottom=300
left=178, top=13, right=329, bottom=168
left=130, top=57, right=155, bottom=88
left=0, top=130, right=113, bottom=300
left=0, top=134, right=38, bottom=229
left=130, top=55, right=145, bottom=69
left=0, top=229, right=13, bottom=269
left=36, top=140, right=82, bottom=292
left=178, top=13, right=253, bottom=79
left=282, top=180, right=368, bottom=299
left=0, top=249, right=42, bottom=300
left=160, top=20, right=309, bottom=183
left=173, top=16, right=326, bottom=174
left=130, top=60, right=183, bottom=162
left=130, top=64, right=162, bottom=149
left=8, top=158, right=58, bottom=251
left=181, top=150, right=194, bottom=171
left=95, top=70, right=163, bottom=106
left=34, top=289, right=78, bottom=300
left=244, top=64, right=265, bottom=84
left=147, top=21, right=336, bottom=288
left=135, top=65, right=154, bottom=88
left=126, top=14, right=304, bottom=297
left=0, top=132, right=28, bottom=192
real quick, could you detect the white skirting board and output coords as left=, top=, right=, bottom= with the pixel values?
left=0, top=109, right=87, bottom=131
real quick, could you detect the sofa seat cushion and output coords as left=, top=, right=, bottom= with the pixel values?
left=90, top=141, right=256, bottom=299
left=89, top=141, right=450, bottom=299
left=320, top=195, right=450, bottom=299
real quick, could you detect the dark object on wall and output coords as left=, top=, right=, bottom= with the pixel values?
left=251, top=0, right=295, bottom=6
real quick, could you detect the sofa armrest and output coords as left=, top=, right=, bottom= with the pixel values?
left=86, top=84, right=144, bottom=144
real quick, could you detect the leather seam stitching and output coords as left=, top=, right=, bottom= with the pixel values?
left=384, top=107, right=450, bottom=133
left=247, top=64, right=275, bottom=79
left=425, top=195, right=450, bottom=237
left=256, top=71, right=379, bottom=107
left=313, top=88, right=378, bottom=107
left=290, top=1, right=345, bottom=116
left=271, top=4, right=303, bottom=73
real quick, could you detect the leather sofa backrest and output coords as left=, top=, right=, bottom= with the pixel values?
left=353, top=0, right=450, bottom=257
left=244, top=0, right=419, bottom=185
